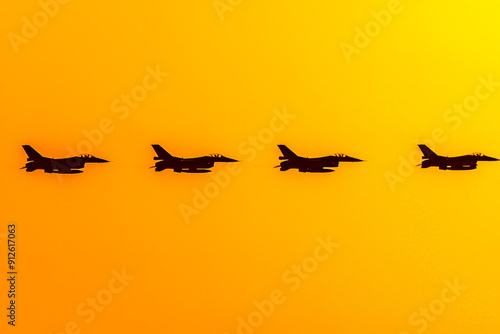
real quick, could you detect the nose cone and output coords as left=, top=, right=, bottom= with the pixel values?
left=343, top=156, right=363, bottom=162
left=472, top=153, right=498, bottom=161
left=83, top=155, right=109, bottom=163
left=214, top=155, right=238, bottom=162
left=475, top=154, right=499, bottom=161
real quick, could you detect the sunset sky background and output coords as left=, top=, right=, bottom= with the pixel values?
left=1, top=0, right=499, bottom=333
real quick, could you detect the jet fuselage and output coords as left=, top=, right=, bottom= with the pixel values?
left=418, top=145, right=498, bottom=171
left=276, top=145, right=362, bottom=173
left=151, top=145, right=237, bottom=173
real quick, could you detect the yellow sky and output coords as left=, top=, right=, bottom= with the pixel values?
left=1, top=0, right=499, bottom=333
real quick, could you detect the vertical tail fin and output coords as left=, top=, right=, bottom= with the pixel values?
left=277, top=145, right=298, bottom=159
left=418, top=145, right=438, bottom=159
left=152, top=145, right=173, bottom=159
left=22, top=145, right=43, bottom=161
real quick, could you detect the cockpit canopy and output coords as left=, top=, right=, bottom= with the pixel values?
left=210, top=154, right=226, bottom=158
left=472, top=153, right=485, bottom=157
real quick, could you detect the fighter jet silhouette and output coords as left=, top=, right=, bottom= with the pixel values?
left=418, top=144, right=498, bottom=170
left=21, top=145, right=109, bottom=174
left=151, top=144, right=238, bottom=173
left=275, top=145, right=363, bottom=173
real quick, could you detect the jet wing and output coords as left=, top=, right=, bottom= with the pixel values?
left=51, top=162, right=83, bottom=174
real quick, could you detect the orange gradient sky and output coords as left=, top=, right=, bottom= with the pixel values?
left=1, top=1, right=499, bottom=333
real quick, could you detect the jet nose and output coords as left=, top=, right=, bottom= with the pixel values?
left=219, top=156, right=238, bottom=162
left=82, top=155, right=110, bottom=163
left=480, top=155, right=499, bottom=161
